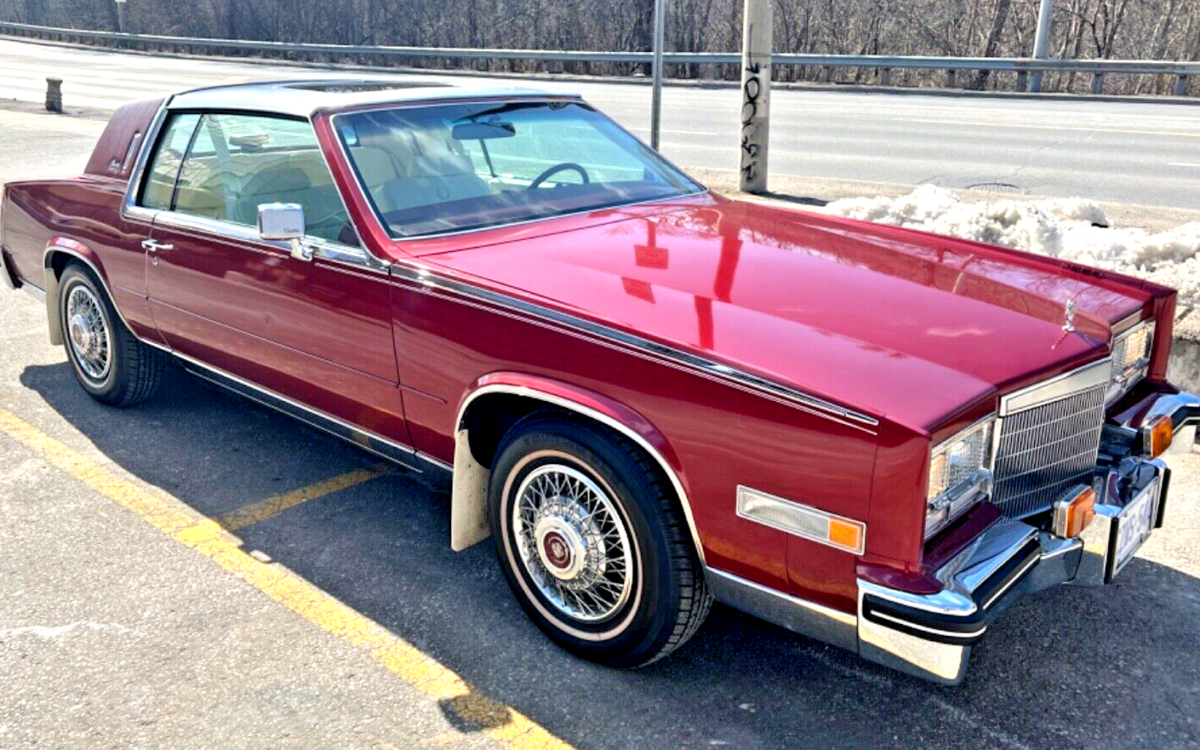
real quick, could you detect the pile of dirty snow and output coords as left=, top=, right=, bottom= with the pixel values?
left=823, top=186, right=1200, bottom=310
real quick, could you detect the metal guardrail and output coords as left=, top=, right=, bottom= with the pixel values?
left=1, top=20, right=1196, bottom=95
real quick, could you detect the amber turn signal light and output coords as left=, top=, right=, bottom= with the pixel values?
left=1052, top=486, right=1097, bottom=538
left=1142, top=415, right=1173, bottom=458
left=827, top=517, right=864, bottom=552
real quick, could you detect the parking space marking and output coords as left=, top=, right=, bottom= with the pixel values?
left=214, top=464, right=391, bottom=532
left=0, top=406, right=575, bottom=750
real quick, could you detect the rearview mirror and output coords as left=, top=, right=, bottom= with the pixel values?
left=257, top=203, right=311, bottom=261
left=451, top=121, right=515, bottom=141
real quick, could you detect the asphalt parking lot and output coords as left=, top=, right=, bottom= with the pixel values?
left=1, top=105, right=1199, bottom=750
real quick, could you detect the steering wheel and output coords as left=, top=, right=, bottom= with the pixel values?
left=528, top=162, right=590, bottom=189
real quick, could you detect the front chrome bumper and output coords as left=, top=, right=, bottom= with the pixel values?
left=858, top=452, right=1170, bottom=685
left=704, top=390, right=1195, bottom=685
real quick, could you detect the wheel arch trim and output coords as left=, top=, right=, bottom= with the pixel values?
left=42, top=239, right=120, bottom=347
left=450, top=376, right=705, bottom=566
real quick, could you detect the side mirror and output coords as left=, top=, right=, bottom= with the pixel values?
left=257, top=203, right=311, bottom=261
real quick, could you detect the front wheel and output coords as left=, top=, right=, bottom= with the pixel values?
left=489, top=413, right=712, bottom=668
left=58, top=263, right=163, bottom=407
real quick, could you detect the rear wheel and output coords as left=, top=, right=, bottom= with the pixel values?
left=489, top=412, right=712, bottom=667
left=58, top=263, right=162, bottom=407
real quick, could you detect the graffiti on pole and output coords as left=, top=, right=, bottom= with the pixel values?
left=740, top=61, right=762, bottom=183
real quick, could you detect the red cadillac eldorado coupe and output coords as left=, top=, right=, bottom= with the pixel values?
left=2, top=80, right=1196, bottom=684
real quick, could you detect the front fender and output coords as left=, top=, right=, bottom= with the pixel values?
left=449, top=372, right=701, bottom=562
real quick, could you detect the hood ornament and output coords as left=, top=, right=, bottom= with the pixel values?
left=1062, top=299, right=1077, bottom=334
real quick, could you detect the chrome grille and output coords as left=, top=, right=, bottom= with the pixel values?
left=992, top=385, right=1106, bottom=518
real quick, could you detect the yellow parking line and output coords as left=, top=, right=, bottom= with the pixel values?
left=0, top=407, right=574, bottom=750
left=216, top=465, right=390, bottom=532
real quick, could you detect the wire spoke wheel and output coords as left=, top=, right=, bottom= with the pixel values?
left=65, top=284, right=111, bottom=381
left=511, top=464, right=634, bottom=623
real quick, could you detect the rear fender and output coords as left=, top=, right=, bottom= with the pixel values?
left=43, top=238, right=112, bottom=347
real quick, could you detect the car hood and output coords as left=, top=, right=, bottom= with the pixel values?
left=424, top=197, right=1152, bottom=434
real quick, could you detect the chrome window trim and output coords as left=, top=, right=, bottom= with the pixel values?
left=394, top=264, right=880, bottom=431
left=121, top=100, right=170, bottom=220
left=121, top=101, right=389, bottom=275
left=151, top=210, right=389, bottom=274
left=328, top=99, right=707, bottom=244
left=735, top=485, right=866, bottom=555
left=456, top=383, right=707, bottom=565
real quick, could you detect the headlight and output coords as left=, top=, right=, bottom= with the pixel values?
left=1106, top=320, right=1155, bottom=405
left=925, top=416, right=995, bottom=540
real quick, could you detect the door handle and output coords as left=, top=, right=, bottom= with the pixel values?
left=141, top=240, right=174, bottom=252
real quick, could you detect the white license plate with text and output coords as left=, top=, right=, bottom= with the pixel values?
left=1112, top=480, right=1158, bottom=578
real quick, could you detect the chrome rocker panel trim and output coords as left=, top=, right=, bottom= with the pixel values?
left=170, top=349, right=435, bottom=474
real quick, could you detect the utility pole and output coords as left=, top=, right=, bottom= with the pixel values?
left=1029, top=0, right=1054, bottom=92
left=738, top=0, right=772, bottom=193
left=650, top=0, right=666, bottom=151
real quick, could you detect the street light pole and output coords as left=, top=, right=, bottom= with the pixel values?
left=114, top=0, right=127, bottom=33
left=738, top=0, right=772, bottom=194
left=650, top=0, right=666, bottom=151
left=1029, top=0, right=1054, bottom=93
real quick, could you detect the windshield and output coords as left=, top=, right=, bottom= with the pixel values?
left=335, top=101, right=703, bottom=239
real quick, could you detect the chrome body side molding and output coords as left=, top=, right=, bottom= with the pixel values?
left=452, top=384, right=708, bottom=564
left=392, top=264, right=880, bottom=433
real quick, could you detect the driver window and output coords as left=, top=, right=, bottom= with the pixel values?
left=172, top=113, right=359, bottom=247
left=139, top=113, right=200, bottom=210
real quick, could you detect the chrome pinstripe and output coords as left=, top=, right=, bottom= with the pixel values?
left=392, top=263, right=880, bottom=432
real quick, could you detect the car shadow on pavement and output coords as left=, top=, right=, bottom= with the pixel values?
left=19, top=361, right=1200, bottom=750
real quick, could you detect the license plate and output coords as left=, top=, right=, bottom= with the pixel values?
left=1112, top=480, right=1158, bottom=578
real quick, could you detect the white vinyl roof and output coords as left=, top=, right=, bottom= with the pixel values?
left=167, top=78, right=581, bottom=118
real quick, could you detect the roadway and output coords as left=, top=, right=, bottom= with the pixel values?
left=0, top=97, right=1199, bottom=749
left=1, top=36, right=1199, bottom=209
